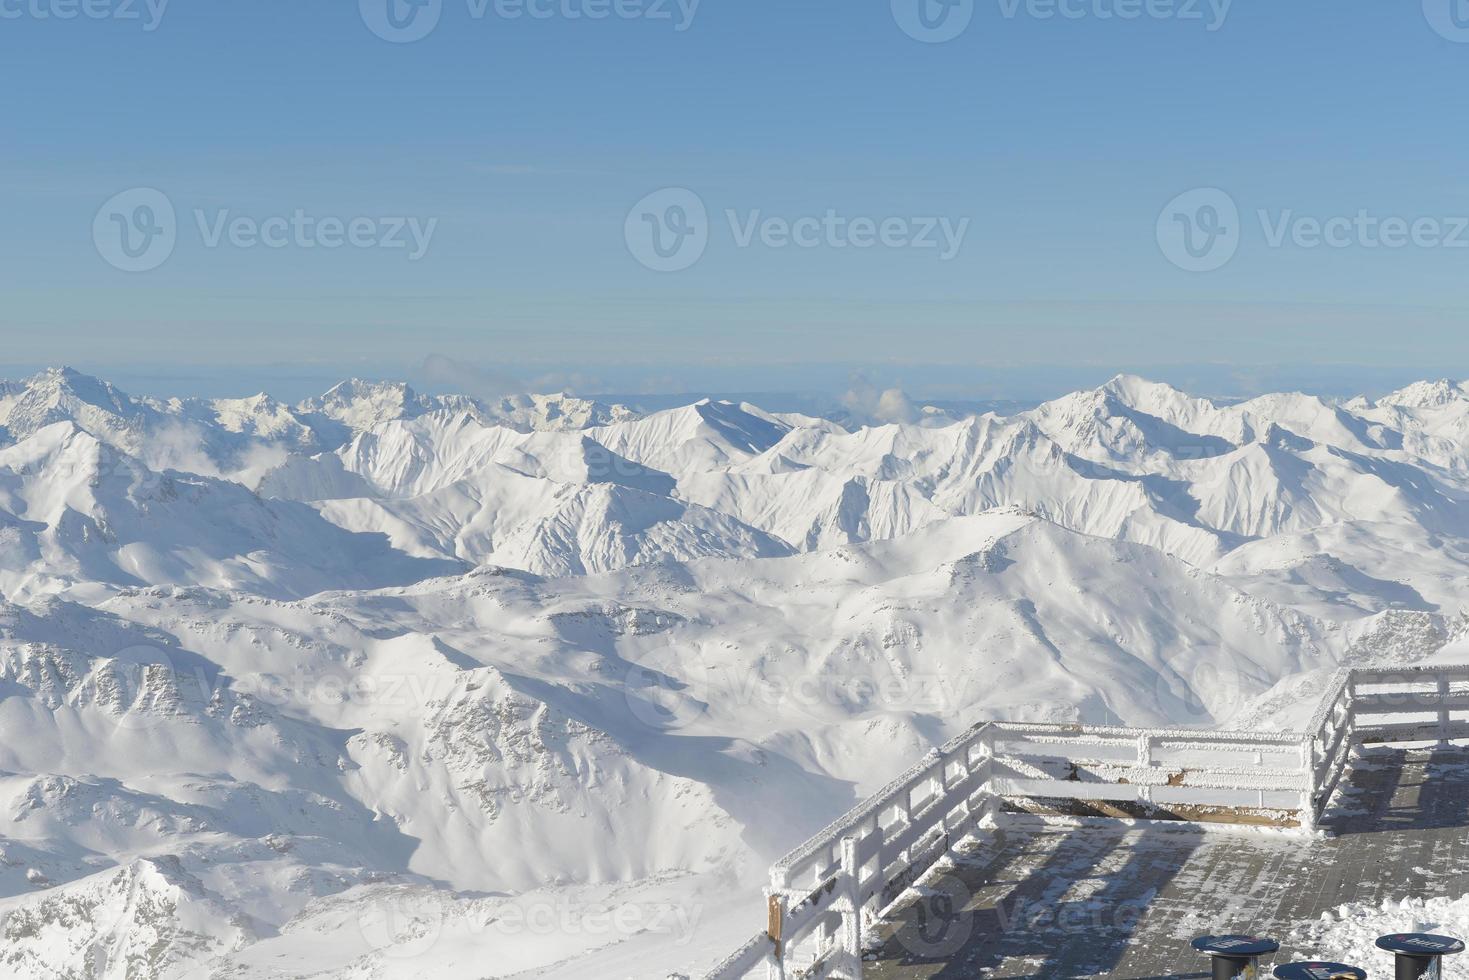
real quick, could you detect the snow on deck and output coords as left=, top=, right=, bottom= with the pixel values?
left=864, top=746, right=1469, bottom=978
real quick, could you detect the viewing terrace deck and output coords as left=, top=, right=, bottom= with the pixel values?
left=702, top=664, right=1469, bottom=980
left=865, top=746, right=1469, bottom=978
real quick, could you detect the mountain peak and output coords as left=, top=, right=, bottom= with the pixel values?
left=319, top=377, right=418, bottom=399
left=1379, top=378, right=1468, bottom=409
left=298, top=378, right=432, bottom=431
left=1099, top=373, right=1211, bottom=410
left=1101, top=372, right=1160, bottom=392
left=0, top=368, right=145, bottom=446
left=22, top=366, right=134, bottom=411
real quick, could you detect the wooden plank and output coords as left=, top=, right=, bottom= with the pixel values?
left=998, top=795, right=1302, bottom=827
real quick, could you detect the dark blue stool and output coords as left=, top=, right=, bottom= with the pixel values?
left=1376, top=933, right=1465, bottom=979
left=1273, top=963, right=1367, bottom=979
left=1192, top=936, right=1281, bottom=979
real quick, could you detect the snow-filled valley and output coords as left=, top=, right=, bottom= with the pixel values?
left=0, top=366, right=1467, bottom=978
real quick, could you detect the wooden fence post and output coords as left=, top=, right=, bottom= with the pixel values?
left=765, top=892, right=787, bottom=980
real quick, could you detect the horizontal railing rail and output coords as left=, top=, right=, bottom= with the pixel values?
left=1350, top=665, right=1469, bottom=746
left=987, top=721, right=1312, bottom=827
left=701, top=663, right=1469, bottom=980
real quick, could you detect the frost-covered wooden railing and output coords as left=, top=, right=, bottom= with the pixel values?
left=747, top=724, right=998, bottom=980
left=702, top=664, right=1469, bottom=980
left=1350, top=664, right=1469, bottom=744
left=988, top=721, right=1312, bottom=826
left=700, top=723, right=997, bottom=980
left=1306, top=668, right=1354, bottom=822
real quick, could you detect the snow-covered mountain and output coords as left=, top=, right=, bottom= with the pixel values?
left=0, top=422, right=463, bottom=601
left=1, top=367, right=1467, bottom=978
left=298, top=379, right=640, bottom=435
left=0, top=369, right=641, bottom=485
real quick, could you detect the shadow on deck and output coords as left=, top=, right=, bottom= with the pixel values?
left=864, top=747, right=1469, bottom=979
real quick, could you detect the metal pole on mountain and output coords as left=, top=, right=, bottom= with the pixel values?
left=1191, top=936, right=1280, bottom=980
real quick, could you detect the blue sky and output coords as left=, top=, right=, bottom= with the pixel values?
left=3, top=0, right=1469, bottom=401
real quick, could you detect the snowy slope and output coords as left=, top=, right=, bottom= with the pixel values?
left=0, top=423, right=462, bottom=600
left=0, top=511, right=1346, bottom=976
left=0, top=368, right=1465, bottom=978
